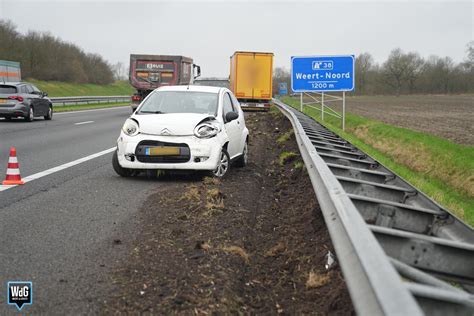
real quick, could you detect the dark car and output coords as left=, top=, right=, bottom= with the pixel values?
left=0, top=82, right=53, bottom=122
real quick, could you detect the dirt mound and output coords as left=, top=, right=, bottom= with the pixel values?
left=104, top=111, right=353, bottom=314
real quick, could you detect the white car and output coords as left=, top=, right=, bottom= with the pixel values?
left=113, top=85, right=249, bottom=177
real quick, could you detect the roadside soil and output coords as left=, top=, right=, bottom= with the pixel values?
left=103, top=111, right=353, bottom=314
left=329, top=94, right=473, bottom=145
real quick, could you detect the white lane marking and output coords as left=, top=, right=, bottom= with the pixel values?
left=0, top=147, right=115, bottom=192
left=55, top=106, right=129, bottom=115
left=74, top=121, right=94, bottom=125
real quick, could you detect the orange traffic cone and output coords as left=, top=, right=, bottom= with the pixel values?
left=2, top=147, right=25, bottom=185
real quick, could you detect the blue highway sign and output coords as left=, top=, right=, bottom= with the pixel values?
left=291, top=55, right=355, bottom=92
left=279, top=82, right=288, bottom=95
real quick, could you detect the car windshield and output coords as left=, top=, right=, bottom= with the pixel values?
left=138, top=91, right=218, bottom=115
left=0, top=86, right=17, bottom=94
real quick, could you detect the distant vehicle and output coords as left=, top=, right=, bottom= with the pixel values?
left=129, top=54, right=201, bottom=113
left=0, top=82, right=52, bottom=122
left=113, top=85, right=249, bottom=178
left=0, top=60, right=21, bottom=82
left=229, top=51, right=273, bottom=110
left=194, top=77, right=230, bottom=88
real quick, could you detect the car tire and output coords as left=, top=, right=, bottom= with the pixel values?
left=234, top=141, right=248, bottom=168
left=210, top=148, right=230, bottom=178
left=44, top=106, right=53, bottom=120
left=24, top=106, right=34, bottom=122
left=112, top=150, right=133, bottom=177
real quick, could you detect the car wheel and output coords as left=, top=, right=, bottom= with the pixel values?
left=211, top=148, right=230, bottom=178
left=24, top=106, right=34, bottom=122
left=112, top=150, right=133, bottom=177
left=235, top=141, right=248, bottom=168
left=44, top=106, right=53, bottom=120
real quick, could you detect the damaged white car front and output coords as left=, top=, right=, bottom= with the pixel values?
left=113, top=85, right=248, bottom=178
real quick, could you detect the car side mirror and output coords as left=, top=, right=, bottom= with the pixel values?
left=42, top=92, right=48, bottom=97
left=193, top=64, right=201, bottom=79
left=225, top=111, right=238, bottom=122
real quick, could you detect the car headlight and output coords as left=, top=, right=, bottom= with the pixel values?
left=194, top=122, right=220, bottom=138
left=122, top=119, right=139, bottom=136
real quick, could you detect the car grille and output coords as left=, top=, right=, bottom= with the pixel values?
left=135, top=140, right=191, bottom=163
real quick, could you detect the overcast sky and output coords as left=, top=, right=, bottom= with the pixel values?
left=1, top=0, right=472, bottom=77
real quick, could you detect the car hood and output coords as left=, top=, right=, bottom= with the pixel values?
left=134, top=113, right=216, bottom=136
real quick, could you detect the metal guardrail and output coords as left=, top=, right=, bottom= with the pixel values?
left=51, top=96, right=131, bottom=106
left=273, top=99, right=474, bottom=316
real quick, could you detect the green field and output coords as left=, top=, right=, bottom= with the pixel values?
left=28, top=80, right=134, bottom=97
left=280, top=96, right=474, bottom=226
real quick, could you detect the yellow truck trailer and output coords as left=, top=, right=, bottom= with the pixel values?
left=229, top=51, right=273, bottom=110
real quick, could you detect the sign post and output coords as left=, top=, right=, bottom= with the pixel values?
left=342, top=91, right=346, bottom=130
left=300, top=92, right=303, bottom=112
left=321, top=92, right=325, bottom=121
left=291, top=55, right=355, bottom=130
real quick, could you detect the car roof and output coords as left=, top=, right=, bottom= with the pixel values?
left=0, top=82, right=24, bottom=86
left=156, top=85, right=223, bottom=94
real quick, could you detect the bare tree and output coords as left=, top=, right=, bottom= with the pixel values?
left=355, top=52, right=374, bottom=94
left=404, top=52, right=424, bottom=93
left=463, top=41, right=474, bottom=71
left=111, top=62, right=127, bottom=80
left=0, top=19, right=114, bottom=84
left=382, top=48, right=410, bottom=96
left=272, top=67, right=291, bottom=96
left=440, top=57, right=455, bottom=93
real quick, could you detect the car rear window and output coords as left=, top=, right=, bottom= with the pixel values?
left=0, top=85, right=17, bottom=94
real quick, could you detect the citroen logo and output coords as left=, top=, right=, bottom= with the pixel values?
left=160, top=128, right=172, bottom=136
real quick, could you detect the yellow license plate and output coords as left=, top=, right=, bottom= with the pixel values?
left=146, top=146, right=180, bottom=156
left=0, top=99, right=6, bottom=103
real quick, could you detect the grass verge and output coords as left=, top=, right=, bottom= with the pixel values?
left=54, top=102, right=130, bottom=112
left=28, top=80, right=134, bottom=97
left=280, top=96, right=474, bottom=226
left=279, top=151, right=298, bottom=166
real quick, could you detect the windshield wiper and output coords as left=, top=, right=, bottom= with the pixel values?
left=137, top=77, right=154, bottom=84
left=138, top=110, right=165, bottom=114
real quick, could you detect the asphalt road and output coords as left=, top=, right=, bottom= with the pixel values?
left=0, top=106, right=162, bottom=314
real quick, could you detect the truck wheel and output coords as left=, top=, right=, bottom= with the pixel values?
left=24, top=106, right=34, bottom=122
left=235, top=141, right=248, bottom=168
left=44, top=106, right=53, bottom=120
left=211, top=148, right=230, bottom=177
left=112, top=150, right=133, bottom=177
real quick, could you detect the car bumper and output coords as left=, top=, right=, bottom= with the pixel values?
left=117, top=132, right=224, bottom=170
left=0, top=103, right=28, bottom=117
left=239, top=101, right=272, bottom=111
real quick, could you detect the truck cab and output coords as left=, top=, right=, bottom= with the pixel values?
left=129, top=54, right=201, bottom=112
